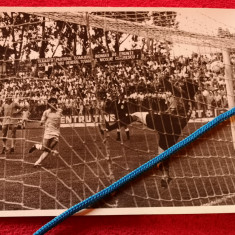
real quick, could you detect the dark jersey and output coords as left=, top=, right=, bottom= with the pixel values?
left=113, top=100, right=129, bottom=120
left=146, top=78, right=199, bottom=150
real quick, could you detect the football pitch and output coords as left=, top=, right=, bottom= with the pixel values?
left=0, top=120, right=235, bottom=211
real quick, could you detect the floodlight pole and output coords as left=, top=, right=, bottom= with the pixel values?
left=222, top=48, right=235, bottom=149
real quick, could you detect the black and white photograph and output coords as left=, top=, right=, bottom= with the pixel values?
left=1, top=7, right=235, bottom=216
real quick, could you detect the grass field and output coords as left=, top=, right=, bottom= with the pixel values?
left=0, top=119, right=235, bottom=211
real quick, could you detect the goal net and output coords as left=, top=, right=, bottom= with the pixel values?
left=0, top=9, right=235, bottom=211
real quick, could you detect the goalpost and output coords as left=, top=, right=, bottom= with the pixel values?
left=222, top=49, right=235, bottom=149
left=1, top=10, right=235, bottom=211
left=32, top=11, right=235, bottom=148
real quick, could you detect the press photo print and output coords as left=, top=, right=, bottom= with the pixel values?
left=0, top=7, right=235, bottom=216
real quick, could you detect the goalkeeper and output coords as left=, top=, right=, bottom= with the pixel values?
left=29, top=98, right=62, bottom=167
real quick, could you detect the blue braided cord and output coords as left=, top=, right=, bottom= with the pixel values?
left=34, top=107, right=235, bottom=235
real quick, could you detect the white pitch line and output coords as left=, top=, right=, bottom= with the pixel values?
left=5, top=156, right=123, bottom=179
left=202, top=194, right=235, bottom=206
left=4, top=168, right=40, bottom=179
left=4, top=154, right=232, bottom=179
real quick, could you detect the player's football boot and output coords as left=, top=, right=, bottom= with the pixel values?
left=29, top=145, right=37, bottom=153
left=1, top=147, right=8, bottom=154
left=161, top=177, right=172, bottom=188
left=51, top=150, right=59, bottom=157
left=34, top=163, right=42, bottom=168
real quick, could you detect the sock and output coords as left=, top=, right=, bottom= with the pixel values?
left=34, top=151, right=49, bottom=165
left=11, top=139, right=15, bottom=149
left=2, top=141, right=7, bottom=148
left=157, top=147, right=165, bottom=169
left=158, top=147, right=164, bottom=154
left=125, top=128, right=130, bottom=139
left=116, top=130, right=121, bottom=140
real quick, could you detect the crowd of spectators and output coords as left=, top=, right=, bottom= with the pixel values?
left=0, top=49, right=230, bottom=120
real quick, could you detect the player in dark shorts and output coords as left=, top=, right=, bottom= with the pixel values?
left=130, top=76, right=199, bottom=187
left=99, top=93, right=131, bottom=141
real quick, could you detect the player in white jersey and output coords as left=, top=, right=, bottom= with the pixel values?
left=0, top=96, right=23, bottom=154
left=29, top=98, right=62, bottom=167
left=18, top=99, right=30, bottom=129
